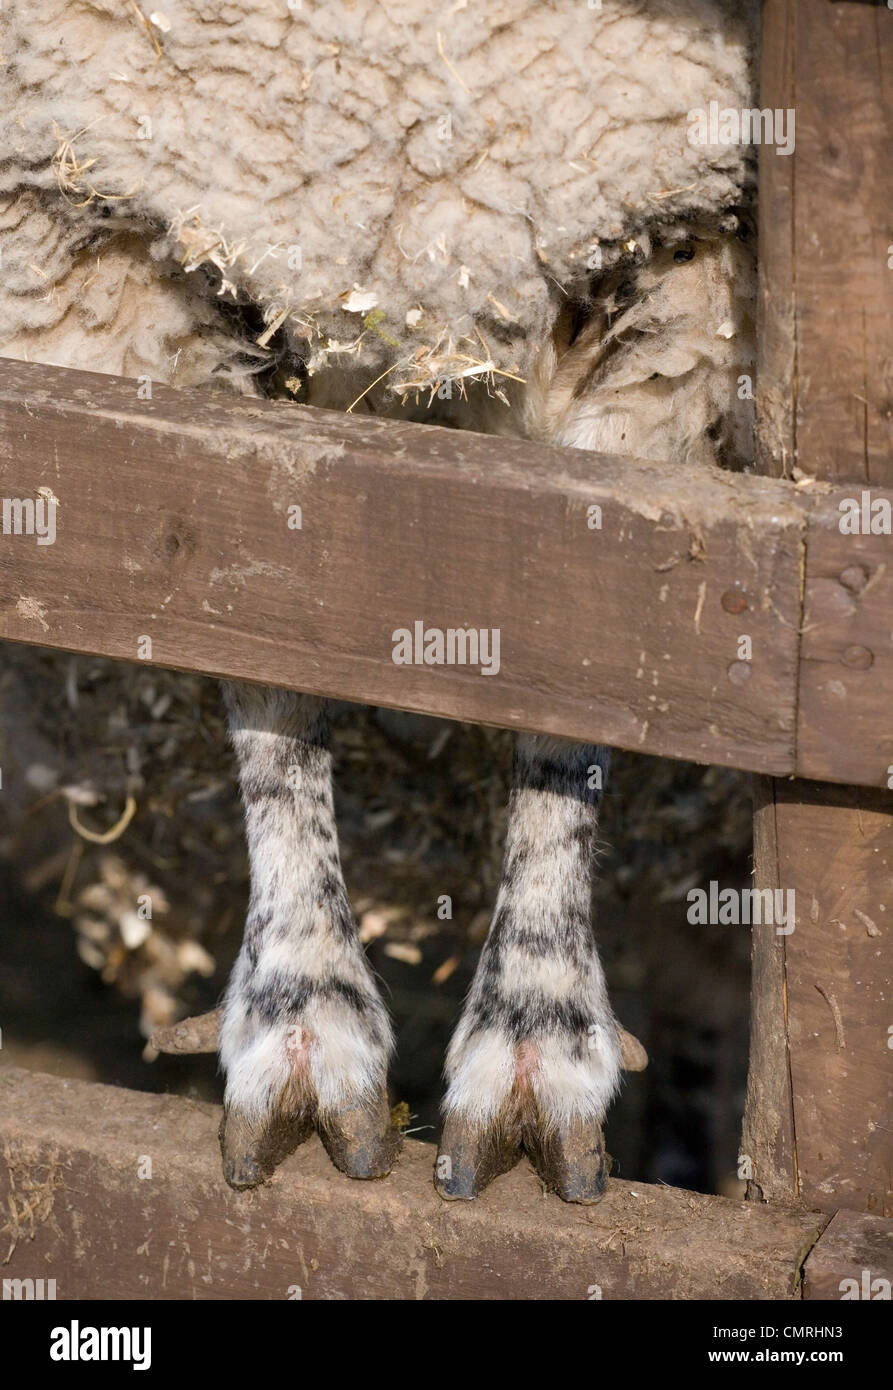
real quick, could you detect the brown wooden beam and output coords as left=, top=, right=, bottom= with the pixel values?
left=0, top=357, right=889, bottom=786
left=741, top=777, right=799, bottom=1205
left=742, top=0, right=893, bottom=1217
left=803, top=1209, right=893, bottom=1301
left=798, top=491, right=893, bottom=788
left=746, top=779, right=893, bottom=1214
left=0, top=1068, right=828, bottom=1300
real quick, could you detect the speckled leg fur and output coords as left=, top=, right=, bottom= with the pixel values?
left=220, top=695, right=620, bottom=1202
left=219, top=682, right=400, bottom=1188
left=436, top=737, right=620, bottom=1202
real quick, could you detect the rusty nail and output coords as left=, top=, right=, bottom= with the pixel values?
left=721, top=590, right=748, bottom=614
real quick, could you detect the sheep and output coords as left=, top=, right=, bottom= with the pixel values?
left=216, top=216, right=753, bottom=1200
left=0, top=0, right=756, bottom=1200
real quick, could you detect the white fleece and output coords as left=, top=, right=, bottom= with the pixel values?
left=0, top=0, right=756, bottom=391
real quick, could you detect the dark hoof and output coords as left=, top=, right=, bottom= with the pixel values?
left=434, top=1110, right=611, bottom=1204
left=219, top=1107, right=313, bottom=1190
left=434, top=1113, right=522, bottom=1200
left=318, top=1091, right=403, bottom=1179
left=525, top=1115, right=610, bottom=1204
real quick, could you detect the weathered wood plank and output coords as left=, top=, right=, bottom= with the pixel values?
left=775, top=781, right=893, bottom=1218
left=803, top=1210, right=893, bottom=1302
left=753, top=0, right=795, bottom=482
left=797, top=489, right=893, bottom=787
left=740, top=777, right=798, bottom=1205
left=790, top=3, right=893, bottom=489
left=745, top=0, right=893, bottom=1214
left=0, top=357, right=808, bottom=776
left=756, top=2, right=893, bottom=490
left=0, top=1068, right=827, bottom=1300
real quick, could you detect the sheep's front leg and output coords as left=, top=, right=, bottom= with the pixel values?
left=437, top=736, right=621, bottom=1203
left=219, top=683, right=400, bottom=1189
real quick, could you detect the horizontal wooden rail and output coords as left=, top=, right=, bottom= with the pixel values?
left=0, top=359, right=890, bottom=785
left=0, top=1068, right=832, bottom=1300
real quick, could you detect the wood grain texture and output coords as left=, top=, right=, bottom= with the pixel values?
left=788, top=2, right=893, bottom=488
left=0, top=357, right=808, bottom=775
left=741, top=778, right=798, bottom=1205
left=747, top=0, right=893, bottom=1214
left=803, top=1209, right=893, bottom=1301
left=754, top=0, right=796, bottom=479
left=0, top=1068, right=828, bottom=1301
left=756, top=1, right=893, bottom=485
left=797, top=488, right=893, bottom=786
left=776, top=781, right=893, bottom=1217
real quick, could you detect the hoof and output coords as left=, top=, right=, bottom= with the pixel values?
left=525, top=1114, right=610, bottom=1204
left=219, top=1106, right=313, bottom=1191
left=318, top=1091, right=403, bottom=1179
left=435, top=1110, right=611, bottom=1204
left=220, top=1086, right=401, bottom=1189
left=434, top=1113, right=522, bottom=1200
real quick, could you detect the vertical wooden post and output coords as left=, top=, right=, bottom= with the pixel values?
left=742, top=0, right=893, bottom=1216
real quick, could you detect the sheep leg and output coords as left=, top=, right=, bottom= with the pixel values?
left=218, top=682, right=400, bottom=1189
left=437, top=737, right=621, bottom=1203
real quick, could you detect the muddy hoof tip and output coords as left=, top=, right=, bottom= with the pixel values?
left=550, top=1170, right=609, bottom=1205
left=331, top=1137, right=401, bottom=1180
left=434, top=1158, right=479, bottom=1201
left=223, top=1156, right=267, bottom=1191
left=319, top=1096, right=403, bottom=1179
left=527, top=1116, right=611, bottom=1205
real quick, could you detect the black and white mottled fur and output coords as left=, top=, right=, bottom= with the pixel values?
left=442, top=738, right=618, bottom=1130
left=219, top=684, right=398, bottom=1183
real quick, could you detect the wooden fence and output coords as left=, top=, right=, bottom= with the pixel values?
left=0, top=358, right=890, bottom=787
left=0, top=0, right=891, bottom=1299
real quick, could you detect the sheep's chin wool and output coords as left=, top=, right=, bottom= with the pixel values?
left=1, top=0, right=756, bottom=404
